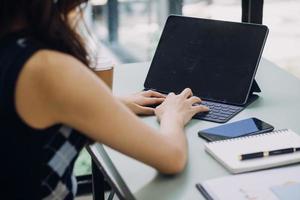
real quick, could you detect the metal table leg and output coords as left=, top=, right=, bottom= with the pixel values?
left=92, top=160, right=105, bottom=200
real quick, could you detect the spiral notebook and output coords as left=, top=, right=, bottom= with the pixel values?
left=205, top=129, right=300, bottom=174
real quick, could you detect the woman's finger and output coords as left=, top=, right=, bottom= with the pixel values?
left=180, top=88, right=193, bottom=99
left=144, top=97, right=165, bottom=105
left=137, top=105, right=155, bottom=115
left=167, top=92, right=175, bottom=97
left=187, top=96, right=202, bottom=105
left=144, top=90, right=166, bottom=98
left=192, top=105, right=210, bottom=115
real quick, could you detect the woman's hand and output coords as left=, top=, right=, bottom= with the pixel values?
left=118, top=90, right=166, bottom=115
left=155, top=88, right=209, bottom=127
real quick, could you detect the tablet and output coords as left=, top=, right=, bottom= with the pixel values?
left=144, top=15, right=269, bottom=105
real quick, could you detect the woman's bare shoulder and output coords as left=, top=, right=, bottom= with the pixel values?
left=16, top=49, right=92, bottom=129
left=24, top=50, right=84, bottom=74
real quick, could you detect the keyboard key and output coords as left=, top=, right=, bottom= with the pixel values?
left=194, top=101, right=243, bottom=122
left=220, top=110, right=231, bottom=115
left=215, top=113, right=229, bottom=118
left=214, top=106, right=221, bottom=110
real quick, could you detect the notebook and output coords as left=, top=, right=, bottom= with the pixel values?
left=196, top=165, right=300, bottom=200
left=205, top=129, right=300, bottom=173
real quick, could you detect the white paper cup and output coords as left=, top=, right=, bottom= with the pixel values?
left=94, top=57, right=114, bottom=89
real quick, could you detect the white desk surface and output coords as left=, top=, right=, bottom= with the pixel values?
left=102, top=59, right=300, bottom=200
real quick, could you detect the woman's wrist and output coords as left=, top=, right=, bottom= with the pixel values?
left=159, top=115, right=184, bottom=133
left=117, top=96, right=135, bottom=113
left=117, top=96, right=129, bottom=106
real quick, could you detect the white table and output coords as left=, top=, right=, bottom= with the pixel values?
left=93, top=59, right=300, bottom=200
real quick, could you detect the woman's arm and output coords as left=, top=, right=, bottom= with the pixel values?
left=15, top=50, right=208, bottom=174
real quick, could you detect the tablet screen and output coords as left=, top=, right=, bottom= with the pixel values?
left=144, top=16, right=268, bottom=105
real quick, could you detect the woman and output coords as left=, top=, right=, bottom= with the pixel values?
left=0, top=0, right=209, bottom=199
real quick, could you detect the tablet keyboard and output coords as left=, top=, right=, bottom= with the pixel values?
left=194, top=101, right=243, bottom=123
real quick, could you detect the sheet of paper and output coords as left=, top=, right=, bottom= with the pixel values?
left=202, top=166, right=300, bottom=200
left=271, top=183, right=300, bottom=200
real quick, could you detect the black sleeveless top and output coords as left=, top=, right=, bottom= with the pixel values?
left=0, top=32, right=88, bottom=200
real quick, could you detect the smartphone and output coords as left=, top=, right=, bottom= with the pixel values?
left=198, top=118, right=274, bottom=142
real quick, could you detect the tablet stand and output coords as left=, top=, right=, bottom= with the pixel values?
left=245, top=79, right=261, bottom=106
left=251, top=79, right=261, bottom=94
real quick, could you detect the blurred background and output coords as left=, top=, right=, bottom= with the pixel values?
left=75, top=0, right=300, bottom=192
left=85, top=0, right=300, bottom=76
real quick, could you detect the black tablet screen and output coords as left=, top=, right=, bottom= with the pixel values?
left=144, top=16, right=268, bottom=105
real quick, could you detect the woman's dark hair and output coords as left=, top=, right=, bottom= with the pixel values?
left=0, top=0, right=90, bottom=66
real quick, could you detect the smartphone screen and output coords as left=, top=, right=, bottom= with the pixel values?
left=198, top=118, right=274, bottom=142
